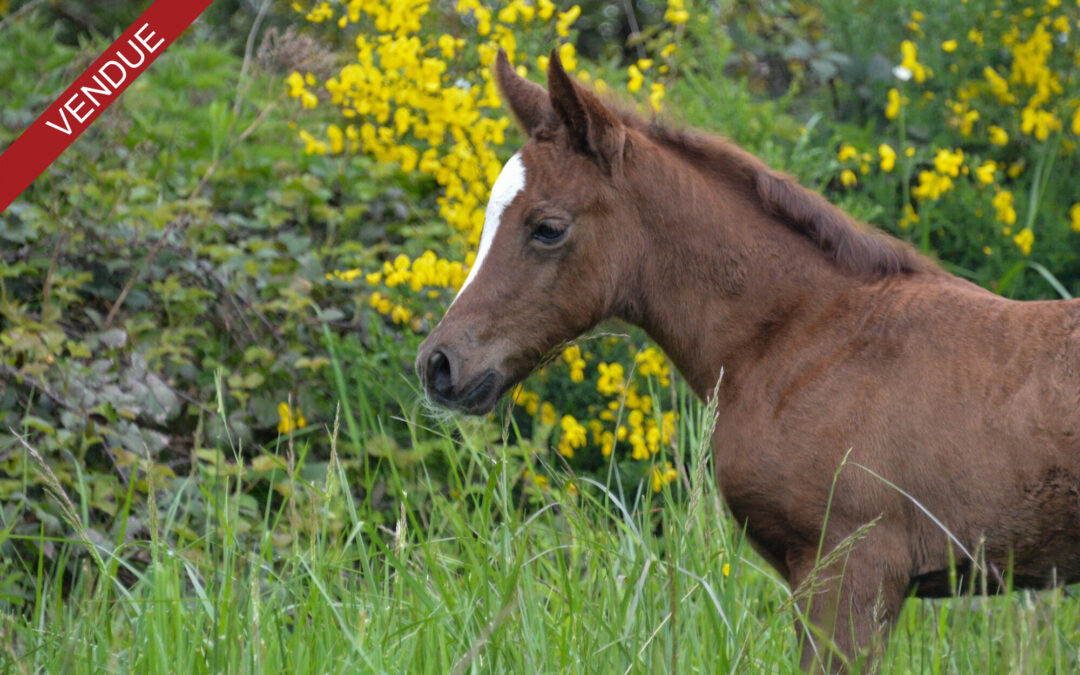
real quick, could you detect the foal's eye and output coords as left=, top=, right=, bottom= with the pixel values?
left=531, top=221, right=568, bottom=245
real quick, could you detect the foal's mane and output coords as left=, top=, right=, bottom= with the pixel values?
left=617, top=112, right=936, bottom=279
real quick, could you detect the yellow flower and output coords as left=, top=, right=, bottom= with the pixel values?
left=327, top=124, right=344, bottom=154
left=1021, top=107, right=1061, bottom=141
left=933, top=148, right=964, bottom=177
left=1009, top=25, right=1056, bottom=96
left=650, top=462, right=678, bottom=492
left=524, top=469, right=548, bottom=490
left=328, top=268, right=362, bottom=282
left=840, top=169, right=857, bottom=187
left=558, top=41, right=577, bottom=71
left=722, top=562, right=731, bottom=577
left=496, top=3, right=517, bottom=23
left=993, top=189, right=1017, bottom=225
left=988, top=125, right=1009, bottom=146
left=285, top=71, right=306, bottom=97
left=898, top=40, right=929, bottom=83
left=298, top=129, right=327, bottom=155
left=306, top=1, right=333, bottom=22
left=558, top=414, right=588, bottom=458
left=437, top=33, right=458, bottom=59
left=648, top=82, right=665, bottom=113
left=513, top=386, right=540, bottom=415
left=635, top=347, right=671, bottom=385
left=600, top=430, right=615, bottom=457
left=1013, top=228, right=1034, bottom=256
left=1070, top=204, right=1080, bottom=232
left=952, top=105, right=979, bottom=137
left=540, top=402, right=557, bottom=426
left=968, top=28, right=983, bottom=46
left=836, top=143, right=858, bottom=162
left=597, top=362, right=625, bottom=396
left=627, top=64, right=643, bottom=93
left=912, top=171, right=953, bottom=201
left=390, top=304, right=412, bottom=325
left=588, top=419, right=604, bottom=445
left=885, top=88, right=901, bottom=120
left=975, top=160, right=997, bottom=185
left=982, top=67, right=1015, bottom=105
left=878, top=143, right=896, bottom=172
left=941, top=39, right=958, bottom=52
left=664, top=0, right=689, bottom=24
left=899, top=204, right=920, bottom=230
left=562, top=345, right=587, bottom=382
left=277, top=402, right=306, bottom=433
left=555, top=5, right=580, bottom=37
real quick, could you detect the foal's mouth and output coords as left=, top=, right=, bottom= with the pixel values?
left=429, top=370, right=506, bottom=415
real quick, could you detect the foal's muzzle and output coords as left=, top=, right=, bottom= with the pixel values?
left=416, top=344, right=505, bottom=415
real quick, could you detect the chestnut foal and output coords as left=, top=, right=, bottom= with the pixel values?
left=416, top=49, right=1080, bottom=669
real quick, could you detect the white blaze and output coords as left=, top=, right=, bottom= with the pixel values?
left=452, top=152, right=526, bottom=303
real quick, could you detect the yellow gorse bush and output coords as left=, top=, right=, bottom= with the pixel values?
left=290, top=0, right=679, bottom=277
left=290, top=0, right=687, bottom=472
left=292, top=0, right=680, bottom=298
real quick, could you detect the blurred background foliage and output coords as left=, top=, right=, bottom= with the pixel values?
left=1, top=0, right=1078, bottom=609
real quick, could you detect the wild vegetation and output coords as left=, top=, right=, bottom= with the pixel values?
left=1, top=0, right=1079, bottom=671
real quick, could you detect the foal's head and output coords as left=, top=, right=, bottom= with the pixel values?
left=416, top=50, right=644, bottom=414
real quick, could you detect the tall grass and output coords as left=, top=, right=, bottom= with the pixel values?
left=3, top=371, right=1078, bottom=673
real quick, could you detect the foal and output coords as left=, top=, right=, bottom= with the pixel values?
left=416, top=49, right=1080, bottom=668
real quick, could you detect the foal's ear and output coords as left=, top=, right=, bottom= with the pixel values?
left=546, top=48, right=626, bottom=174
left=494, top=49, right=550, bottom=136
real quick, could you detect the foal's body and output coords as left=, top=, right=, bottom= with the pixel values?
left=417, top=49, right=1080, bottom=668
left=703, top=271, right=1080, bottom=589
left=629, top=139, right=1080, bottom=654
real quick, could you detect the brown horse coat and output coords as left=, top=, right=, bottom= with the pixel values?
left=416, top=49, right=1080, bottom=668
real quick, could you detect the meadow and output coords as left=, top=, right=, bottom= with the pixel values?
left=6, top=378, right=1080, bottom=673
left=2, top=0, right=1080, bottom=671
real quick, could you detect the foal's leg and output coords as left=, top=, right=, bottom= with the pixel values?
left=788, top=541, right=909, bottom=672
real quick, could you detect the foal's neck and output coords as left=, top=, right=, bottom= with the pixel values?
left=625, top=147, right=862, bottom=400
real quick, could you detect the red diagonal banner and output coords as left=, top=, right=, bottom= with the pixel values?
left=0, top=0, right=216, bottom=214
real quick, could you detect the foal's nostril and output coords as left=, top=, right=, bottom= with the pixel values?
left=427, top=349, right=454, bottom=398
